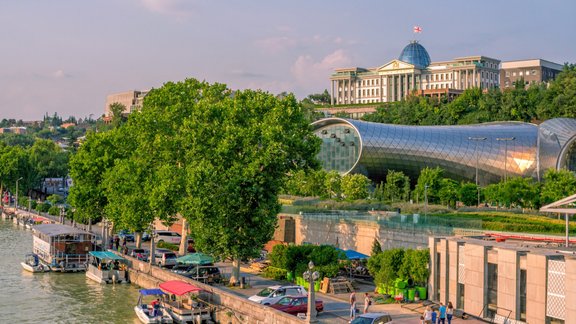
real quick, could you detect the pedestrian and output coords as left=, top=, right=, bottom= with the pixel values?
left=431, top=307, right=437, bottom=324
left=423, top=306, right=432, bottom=324
left=151, top=298, right=160, bottom=317
left=446, top=302, right=454, bottom=324
left=363, top=292, right=371, bottom=314
left=349, top=291, right=356, bottom=321
left=438, top=302, right=446, bottom=324
left=121, top=236, right=127, bottom=249
left=114, top=236, right=120, bottom=250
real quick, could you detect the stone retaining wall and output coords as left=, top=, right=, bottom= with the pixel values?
left=127, top=255, right=303, bottom=324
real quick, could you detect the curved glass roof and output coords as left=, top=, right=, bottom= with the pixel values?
left=398, top=41, right=431, bottom=68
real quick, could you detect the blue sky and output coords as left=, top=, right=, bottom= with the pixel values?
left=1, top=0, right=575, bottom=120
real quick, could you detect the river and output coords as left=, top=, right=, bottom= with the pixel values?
left=0, top=219, right=141, bottom=324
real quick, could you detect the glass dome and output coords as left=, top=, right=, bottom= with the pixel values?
left=398, top=41, right=431, bottom=68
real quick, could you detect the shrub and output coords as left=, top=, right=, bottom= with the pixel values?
left=36, top=202, right=51, bottom=213
left=157, top=241, right=179, bottom=251
left=263, top=266, right=288, bottom=280
left=48, top=205, right=60, bottom=216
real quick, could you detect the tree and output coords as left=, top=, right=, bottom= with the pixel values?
left=438, top=178, right=460, bottom=208
left=28, top=139, right=69, bottom=186
left=324, top=170, right=342, bottom=199
left=139, top=79, right=321, bottom=284
left=109, top=102, right=127, bottom=128
left=383, top=170, right=410, bottom=202
left=371, top=239, right=382, bottom=256
left=500, top=177, right=540, bottom=209
left=540, top=169, right=576, bottom=205
left=459, top=183, right=479, bottom=207
left=341, top=173, right=371, bottom=200
left=413, top=167, right=444, bottom=204
left=537, top=64, right=576, bottom=120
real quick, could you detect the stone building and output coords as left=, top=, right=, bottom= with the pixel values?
left=329, top=41, right=500, bottom=105
left=430, top=235, right=574, bottom=323
left=500, top=59, right=563, bottom=89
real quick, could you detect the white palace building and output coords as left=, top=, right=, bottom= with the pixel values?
left=329, top=41, right=501, bottom=105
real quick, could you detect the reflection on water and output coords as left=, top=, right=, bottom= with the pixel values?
left=0, top=219, right=141, bottom=324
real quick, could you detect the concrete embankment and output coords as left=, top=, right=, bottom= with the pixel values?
left=127, top=256, right=304, bottom=324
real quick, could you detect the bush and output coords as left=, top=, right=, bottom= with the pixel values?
left=29, top=199, right=37, bottom=210
left=268, top=244, right=345, bottom=279
left=36, top=202, right=51, bottom=213
left=263, top=266, right=288, bottom=280
left=157, top=241, right=179, bottom=251
left=368, top=248, right=430, bottom=289
left=48, top=205, right=60, bottom=216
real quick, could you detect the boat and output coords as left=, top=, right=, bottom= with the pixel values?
left=159, top=280, right=212, bottom=323
left=20, top=253, right=50, bottom=273
left=32, top=223, right=94, bottom=272
left=134, top=289, right=174, bottom=324
left=86, top=251, right=129, bottom=284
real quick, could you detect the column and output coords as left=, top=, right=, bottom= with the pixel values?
left=380, top=76, right=384, bottom=102
left=404, top=73, right=408, bottom=99
left=497, top=249, right=519, bottom=320
left=448, top=240, right=460, bottom=306
left=465, top=70, right=469, bottom=89
left=330, top=80, right=334, bottom=105
left=464, top=243, right=487, bottom=317
left=412, top=73, right=415, bottom=91
left=525, top=254, right=547, bottom=323
left=473, top=68, right=476, bottom=88
left=396, top=75, right=401, bottom=101
left=391, top=76, right=396, bottom=102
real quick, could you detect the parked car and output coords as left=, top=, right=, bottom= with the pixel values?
left=350, top=312, right=393, bottom=324
left=130, top=248, right=150, bottom=261
left=118, top=230, right=135, bottom=242
left=248, top=285, right=307, bottom=305
left=153, top=248, right=178, bottom=268
left=269, top=296, right=323, bottom=316
left=141, top=232, right=151, bottom=242
left=154, top=230, right=181, bottom=245
left=171, top=264, right=221, bottom=284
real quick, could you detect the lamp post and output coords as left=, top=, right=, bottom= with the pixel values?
left=303, top=261, right=319, bottom=323
left=496, top=137, right=516, bottom=181
left=468, top=137, right=487, bottom=206
left=15, top=177, right=23, bottom=211
left=424, top=184, right=429, bottom=217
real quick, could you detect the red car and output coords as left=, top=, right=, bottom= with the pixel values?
left=269, top=296, right=324, bottom=316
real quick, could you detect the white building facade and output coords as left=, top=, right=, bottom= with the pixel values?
left=330, top=41, right=500, bottom=105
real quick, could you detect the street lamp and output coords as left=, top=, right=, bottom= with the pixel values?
left=496, top=137, right=516, bottom=181
left=15, top=177, right=23, bottom=211
left=303, top=261, right=319, bottom=323
left=468, top=137, right=487, bottom=206
left=424, top=184, right=429, bottom=216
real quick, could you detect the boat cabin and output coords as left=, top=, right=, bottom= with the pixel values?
left=86, top=251, right=128, bottom=284
left=159, top=280, right=212, bottom=323
left=32, top=224, right=93, bottom=272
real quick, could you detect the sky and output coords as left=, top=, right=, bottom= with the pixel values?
left=1, top=0, right=575, bottom=121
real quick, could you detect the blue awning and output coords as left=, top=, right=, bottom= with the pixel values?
left=89, top=251, right=126, bottom=261
left=336, top=248, right=369, bottom=260
left=139, top=289, right=166, bottom=296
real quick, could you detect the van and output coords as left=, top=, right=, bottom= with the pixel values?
left=154, top=231, right=182, bottom=245
left=154, top=249, right=178, bottom=268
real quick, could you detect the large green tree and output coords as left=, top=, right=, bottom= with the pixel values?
left=413, top=167, right=444, bottom=204
left=383, top=170, right=410, bottom=202
left=540, top=169, right=576, bottom=205
left=341, top=173, right=371, bottom=200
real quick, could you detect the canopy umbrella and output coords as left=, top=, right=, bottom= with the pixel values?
left=336, top=248, right=369, bottom=260
left=176, top=252, right=214, bottom=265
left=159, top=280, right=202, bottom=296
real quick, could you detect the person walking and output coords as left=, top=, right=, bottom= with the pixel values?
left=423, top=306, right=433, bottom=324
left=438, top=302, right=447, bottom=324
left=349, top=291, right=357, bottom=322
left=363, top=292, right=371, bottom=314
left=446, top=302, right=454, bottom=324
left=114, top=236, right=120, bottom=250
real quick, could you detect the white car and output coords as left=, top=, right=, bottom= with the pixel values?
left=248, top=285, right=307, bottom=305
left=350, top=312, right=393, bottom=324
left=154, top=230, right=181, bottom=244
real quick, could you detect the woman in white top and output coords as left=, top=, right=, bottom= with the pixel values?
left=446, top=302, right=454, bottom=324
left=423, top=306, right=433, bottom=324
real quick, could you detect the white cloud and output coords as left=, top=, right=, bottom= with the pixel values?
left=139, top=0, right=198, bottom=18
left=254, top=36, right=298, bottom=54
left=290, top=49, right=352, bottom=90
left=52, top=69, right=69, bottom=79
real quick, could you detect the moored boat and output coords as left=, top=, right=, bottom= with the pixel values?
left=159, top=280, right=212, bottom=323
left=32, top=224, right=94, bottom=272
left=20, top=253, right=50, bottom=273
left=134, top=289, right=174, bottom=324
left=86, top=251, right=129, bottom=284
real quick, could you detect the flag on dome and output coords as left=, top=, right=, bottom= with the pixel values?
left=413, top=26, right=422, bottom=33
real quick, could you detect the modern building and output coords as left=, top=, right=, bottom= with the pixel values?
left=311, top=117, right=576, bottom=185
left=500, top=59, right=563, bottom=89
left=330, top=41, right=500, bottom=105
left=104, top=90, right=149, bottom=117
left=430, top=234, right=575, bottom=323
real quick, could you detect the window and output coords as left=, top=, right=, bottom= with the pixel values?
left=519, top=71, right=523, bottom=76
left=520, top=269, right=527, bottom=321
left=531, top=70, right=537, bottom=75
left=513, top=72, right=516, bottom=76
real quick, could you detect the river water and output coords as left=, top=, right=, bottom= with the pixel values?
left=0, top=219, right=141, bottom=324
